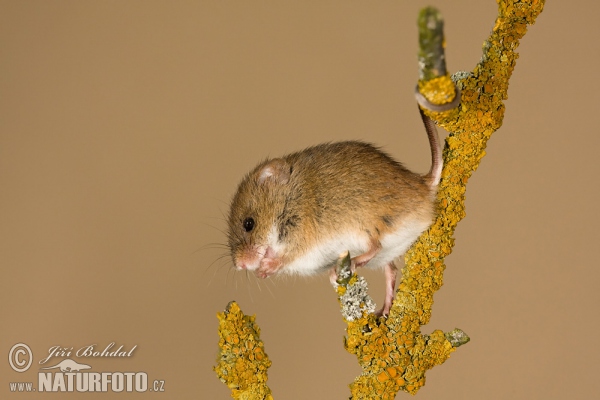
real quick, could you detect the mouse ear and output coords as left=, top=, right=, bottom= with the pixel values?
left=258, top=159, right=291, bottom=185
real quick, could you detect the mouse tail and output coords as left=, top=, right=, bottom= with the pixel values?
left=420, top=107, right=443, bottom=187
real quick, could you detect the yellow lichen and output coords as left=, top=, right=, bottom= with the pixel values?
left=214, top=302, right=273, bottom=400
left=341, top=1, right=545, bottom=397
left=417, top=75, right=458, bottom=106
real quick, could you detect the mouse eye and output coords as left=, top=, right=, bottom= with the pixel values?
left=243, top=217, right=255, bottom=232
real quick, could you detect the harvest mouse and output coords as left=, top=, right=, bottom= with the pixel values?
left=227, top=108, right=442, bottom=316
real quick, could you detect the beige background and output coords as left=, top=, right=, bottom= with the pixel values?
left=1, top=1, right=599, bottom=399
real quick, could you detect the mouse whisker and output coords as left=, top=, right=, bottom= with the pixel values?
left=245, top=270, right=255, bottom=303
left=203, top=224, right=228, bottom=237
left=193, top=243, right=229, bottom=254
left=203, top=252, right=230, bottom=271
left=252, top=273, right=263, bottom=293
left=262, top=276, right=276, bottom=300
left=226, top=265, right=236, bottom=288
left=204, top=256, right=232, bottom=288
left=204, top=215, right=227, bottom=222
left=201, top=252, right=230, bottom=277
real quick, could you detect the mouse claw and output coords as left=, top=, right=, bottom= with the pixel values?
left=374, top=306, right=391, bottom=319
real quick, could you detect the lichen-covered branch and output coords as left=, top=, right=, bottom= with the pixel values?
left=214, top=301, right=273, bottom=400
left=338, top=1, right=545, bottom=398
left=335, top=254, right=467, bottom=398
left=215, top=1, right=545, bottom=398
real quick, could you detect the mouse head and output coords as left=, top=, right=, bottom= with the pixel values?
left=227, top=158, right=293, bottom=278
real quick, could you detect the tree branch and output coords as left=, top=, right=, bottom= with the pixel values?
left=215, top=1, right=545, bottom=398
left=338, top=1, right=545, bottom=397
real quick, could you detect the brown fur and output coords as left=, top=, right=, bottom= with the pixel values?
left=227, top=141, right=435, bottom=268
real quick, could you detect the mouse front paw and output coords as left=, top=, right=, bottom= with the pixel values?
left=256, top=258, right=282, bottom=278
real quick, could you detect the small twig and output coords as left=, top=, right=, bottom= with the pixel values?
left=214, top=301, right=273, bottom=400
left=334, top=253, right=376, bottom=322
left=417, top=7, right=447, bottom=81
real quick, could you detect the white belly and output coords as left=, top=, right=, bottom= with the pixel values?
left=366, top=217, right=431, bottom=268
left=281, top=216, right=431, bottom=276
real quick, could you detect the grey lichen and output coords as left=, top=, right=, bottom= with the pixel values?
left=335, top=252, right=376, bottom=322
left=338, top=275, right=376, bottom=321
left=444, top=329, right=471, bottom=348
left=451, top=70, right=473, bottom=85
